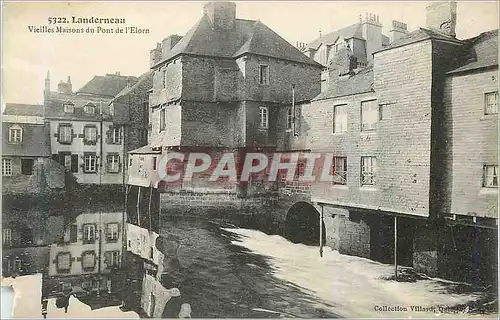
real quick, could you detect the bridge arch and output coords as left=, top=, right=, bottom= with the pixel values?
left=284, top=201, right=326, bottom=246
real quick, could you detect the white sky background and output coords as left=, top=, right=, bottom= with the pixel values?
left=2, top=1, right=499, bottom=105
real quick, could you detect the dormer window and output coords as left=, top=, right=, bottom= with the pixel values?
left=8, top=125, right=22, bottom=144
left=63, top=102, right=74, bottom=114
left=84, top=103, right=97, bottom=115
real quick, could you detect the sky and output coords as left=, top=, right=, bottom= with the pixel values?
left=2, top=1, right=498, bottom=105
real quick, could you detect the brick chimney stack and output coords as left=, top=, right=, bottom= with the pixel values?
left=362, top=12, right=383, bottom=64
left=426, top=1, right=457, bottom=37
left=389, top=20, right=408, bottom=43
left=203, top=1, right=236, bottom=31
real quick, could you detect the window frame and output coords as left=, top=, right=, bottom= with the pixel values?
left=84, top=103, right=97, bottom=115
left=485, top=91, right=498, bottom=115
left=361, top=100, right=378, bottom=131
left=3, top=228, right=12, bottom=245
left=333, top=104, right=348, bottom=133
left=63, top=102, right=75, bottom=114
left=58, top=124, right=73, bottom=144
left=259, top=64, right=270, bottom=85
left=106, top=223, right=119, bottom=242
left=56, top=252, right=72, bottom=273
left=110, top=127, right=121, bottom=144
left=159, top=108, right=166, bottom=132
left=108, top=250, right=120, bottom=267
left=8, top=126, right=22, bottom=144
left=361, top=156, right=377, bottom=186
left=483, top=165, right=498, bottom=188
left=107, top=154, right=120, bottom=173
left=83, top=153, right=98, bottom=173
left=82, top=223, right=97, bottom=244
left=286, top=108, right=293, bottom=130
left=81, top=250, right=96, bottom=271
left=2, top=158, right=12, bottom=176
left=332, top=157, right=347, bottom=185
left=83, top=125, right=98, bottom=145
left=259, top=106, right=269, bottom=129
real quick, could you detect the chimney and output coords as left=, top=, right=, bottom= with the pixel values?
left=361, top=12, right=383, bottom=64
left=150, top=42, right=162, bottom=67
left=161, top=35, right=183, bottom=59
left=327, top=46, right=358, bottom=90
left=44, top=70, right=50, bottom=96
left=67, top=76, right=72, bottom=93
left=426, top=1, right=457, bottom=37
left=389, top=20, right=408, bottom=43
left=203, top=1, right=236, bottom=31
left=57, top=77, right=72, bottom=94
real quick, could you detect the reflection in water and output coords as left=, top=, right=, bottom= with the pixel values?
left=40, top=211, right=190, bottom=318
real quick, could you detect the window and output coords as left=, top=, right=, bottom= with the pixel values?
left=485, top=92, right=498, bottom=114
left=2, top=159, right=12, bottom=176
left=21, top=159, right=34, bottom=175
left=84, top=103, right=96, bottom=114
left=286, top=108, right=293, bottom=130
left=259, top=65, right=269, bottom=85
left=162, top=69, right=167, bottom=88
left=58, top=125, right=73, bottom=144
left=379, top=104, right=391, bottom=120
left=109, top=251, right=120, bottom=267
left=82, top=224, right=96, bottom=244
left=159, top=108, right=166, bottom=132
left=361, top=100, right=378, bottom=131
left=361, top=156, right=376, bottom=185
left=9, top=126, right=22, bottom=144
left=64, top=154, right=72, bottom=171
left=129, top=157, right=133, bottom=167
left=3, top=229, right=12, bottom=245
left=259, top=106, right=269, bottom=129
left=153, top=157, right=157, bottom=171
left=107, top=154, right=120, bottom=173
left=84, top=154, right=97, bottom=173
left=56, top=253, right=71, bottom=272
left=334, top=104, right=347, bottom=133
left=83, top=126, right=97, bottom=144
left=13, top=258, right=22, bottom=273
left=109, top=127, right=121, bottom=144
left=69, top=225, right=77, bottom=243
left=332, top=157, right=347, bottom=185
left=63, top=103, right=74, bottom=114
left=483, top=165, right=498, bottom=188
left=107, top=223, right=119, bottom=242
left=81, top=251, right=96, bottom=271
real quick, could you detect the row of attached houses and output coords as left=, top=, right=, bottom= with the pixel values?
left=125, top=1, right=497, bottom=284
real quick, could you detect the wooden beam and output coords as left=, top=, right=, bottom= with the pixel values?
left=319, top=205, right=324, bottom=258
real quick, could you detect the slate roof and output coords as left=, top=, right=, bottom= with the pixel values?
left=3, top=103, right=43, bottom=116
left=447, top=29, right=498, bottom=74
left=152, top=16, right=321, bottom=68
left=306, top=23, right=365, bottom=50
left=312, top=67, right=374, bottom=101
left=113, top=71, right=153, bottom=101
left=374, top=27, right=463, bottom=54
left=44, top=92, right=113, bottom=121
left=77, top=74, right=138, bottom=97
left=2, top=122, right=51, bottom=157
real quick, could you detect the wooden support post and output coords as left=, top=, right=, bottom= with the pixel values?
left=148, top=187, right=153, bottom=232
left=136, top=186, right=141, bottom=227
left=394, top=215, right=398, bottom=281
left=319, top=205, right=324, bottom=258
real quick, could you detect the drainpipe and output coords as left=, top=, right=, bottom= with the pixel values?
left=99, top=101, right=104, bottom=185
left=291, top=84, right=298, bottom=137
left=394, top=215, right=398, bottom=281
left=319, top=205, right=324, bottom=258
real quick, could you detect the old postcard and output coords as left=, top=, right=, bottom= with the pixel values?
left=1, top=0, right=498, bottom=318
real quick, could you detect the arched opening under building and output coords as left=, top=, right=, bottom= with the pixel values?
left=284, top=202, right=326, bottom=246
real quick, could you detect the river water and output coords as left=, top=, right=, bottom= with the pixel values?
left=157, top=217, right=494, bottom=318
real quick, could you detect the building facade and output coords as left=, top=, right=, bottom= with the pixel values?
left=303, top=1, right=498, bottom=283
left=126, top=1, right=323, bottom=221
left=44, top=72, right=137, bottom=185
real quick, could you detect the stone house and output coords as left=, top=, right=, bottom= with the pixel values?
left=303, top=1, right=498, bottom=284
left=126, top=1, right=323, bottom=222
left=44, top=72, right=138, bottom=185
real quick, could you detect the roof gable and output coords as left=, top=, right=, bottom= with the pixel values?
left=307, top=23, right=364, bottom=50
left=448, top=29, right=498, bottom=74
left=3, top=103, right=43, bottom=116
left=77, top=74, right=138, bottom=97
left=313, top=67, right=374, bottom=101
left=153, top=16, right=320, bottom=67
